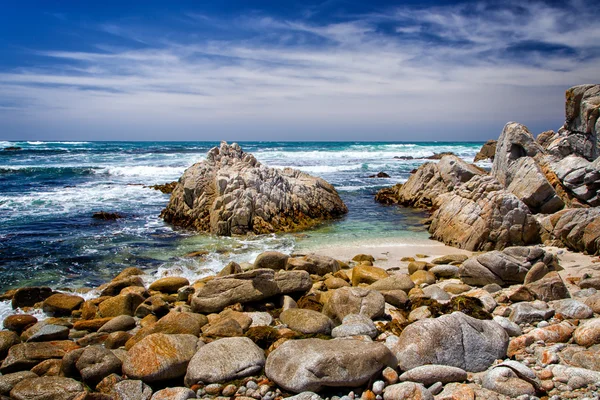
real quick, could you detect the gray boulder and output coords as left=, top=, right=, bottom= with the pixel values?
left=509, top=301, right=555, bottom=325
left=161, top=142, right=347, bottom=235
left=398, top=365, right=467, bottom=386
left=265, top=338, right=395, bottom=393
left=538, top=207, right=600, bottom=255
left=9, top=376, right=84, bottom=400
left=75, top=345, right=122, bottom=386
left=549, top=155, right=600, bottom=206
left=389, top=312, right=508, bottom=372
left=331, top=314, right=378, bottom=339
left=111, top=379, right=153, bottom=400
left=322, top=287, right=385, bottom=323
left=383, top=382, right=433, bottom=400
left=459, top=246, right=556, bottom=286
left=279, top=309, right=334, bottom=335
left=184, top=337, right=265, bottom=386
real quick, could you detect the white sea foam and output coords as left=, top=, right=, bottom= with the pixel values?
left=0, top=300, right=48, bottom=324
left=97, top=165, right=185, bottom=181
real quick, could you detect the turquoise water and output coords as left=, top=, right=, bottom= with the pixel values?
left=0, top=141, right=485, bottom=291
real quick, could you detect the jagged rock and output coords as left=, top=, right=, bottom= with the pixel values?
left=548, top=155, right=600, bottom=206
left=389, top=312, right=508, bottom=372
left=123, top=333, right=199, bottom=382
left=459, top=246, right=556, bottom=287
left=474, top=140, right=497, bottom=162
left=545, top=84, right=599, bottom=161
left=184, top=337, right=264, bottom=386
left=429, top=175, right=540, bottom=251
left=491, top=122, right=563, bottom=213
left=161, top=142, right=347, bottom=235
left=538, top=208, right=600, bottom=255
left=392, top=155, right=485, bottom=209
left=265, top=338, right=395, bottom=393
left=191, top=269, right=311, bottom=313
left=9, top=376, right=85, bottom=400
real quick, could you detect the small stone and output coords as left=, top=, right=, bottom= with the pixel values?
left=205, top=383, right=223, bottom=395
left=382, top=367, right=398, bottom=385
left=372, top=381, right=385, bottom=395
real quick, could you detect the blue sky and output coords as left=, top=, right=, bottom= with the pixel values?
left=0, top=0, right=599, bottom=141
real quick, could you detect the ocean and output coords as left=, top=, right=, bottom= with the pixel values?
left=0, top=141, right=486, bottom=292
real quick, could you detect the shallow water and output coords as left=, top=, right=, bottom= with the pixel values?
left=0, top=141, right=486, bottom=291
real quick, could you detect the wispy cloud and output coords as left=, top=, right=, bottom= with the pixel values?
left=1, top=0, right=599, bottom=140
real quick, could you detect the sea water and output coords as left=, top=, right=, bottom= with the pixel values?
left=0, top=141, right=486, bottom=291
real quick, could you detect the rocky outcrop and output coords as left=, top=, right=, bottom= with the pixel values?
left=547, top=155, right=600, bottom=206
left=390, top=155, right=485, bottom=208
left=429, top=175, right=540, bottom=251
left=491, top=122, right=563, bottom=214
left=161, top=142, right=347, bottom=235
left=459, top=246, right=558, bottom=286
left=474, top=140, right=497, bottom=162
left=538, top=208, right=600, bottom=255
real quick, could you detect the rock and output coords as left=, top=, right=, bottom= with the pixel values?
left=422, top=285, right=451, bottom=301
left=538, top=208, right=600, bottom=255
left=287, top=254, right=341, bottom=275
left=246, top=312, right=273, bottom=328
left=124, top=333, right=199, bottom=382
left=482, top=366, right=536, bottom=397
left=584, top=293, right=600, bottom=313
left=507, top=322, right=575, bottom=357
left=10, top=376, right=85, bottom=400
left=550, top=299, right=593, bottom=319
left=184, top=337, right=264, bottom=386
left=11, top=287, right=53, bottom=309
left=42, top=293, right=84, bottom=316
left=459, top=246, right=556, bottom=287
left=76, top=345, right=122, bottom=386
left=331, top=314, right=378, bottom=339
left=493, top=316, right=522, bottom=337
left=368, top=274, right=415, bottom=292
left=191, top=269, right=310, bottom=313
left=399, top=365, right=467, bottom=386
left=351, top=265, right=387, bottom=286
left=0, top=371, right=37, bottom=395
left=3, top=315, right=37, bottom=333
left=509, top=301, right=555, bottom=325
left=431, top=254, right=469, bottom=265
left=523, top=262, right=550, bottom=284
left=279, top=309, right=333, bottom=335
left=322, top=287, right=385, bottom=323
left=146, top=181, right=178, bottom=194
left=152, top=311, right=207, bottom=336
left=105, top=332, right=132, bottom=349
left=134, top=296, right=170, bottom=318
left=98, top=294, right=145, bottom=318
left=98, top=315, right=136, bottom=333
left=324, top=277, right=350, bottom=289
left=392, top=155, right=485, bottom=209
left=265, top=338, right=395, bottom=393
left=254, top=251, right=289, bottom=270
left=574, top=318, right=600, bottom=347
left=548, top=155, right=600, bottom=206
left=429, top=265, right=459, bottom=279
left=161, top=142, right=347, bottom=235
left=389, top=312, right=508, bottom=372
left=100, top=276, right=145, bottom=297
left=374, top=184, right=402, bottom=205
left=92, top=211, right=123, bottom=220
left=73, top=317, right=113, bottom=331
left=383, top=382, right=433, bottom=400
left=151, top=387, right=196, bottom=400
left=369, top=172, right=390, bottom=178
left=111, top=380, right=152, bottom=400
left=474, top=140, right=497, bottom=162
left=25, top=324, right=69, bottom=342
left=551, top=364, right=600, bottom=387
left=410, top=270, right=435, bottom=285
left=1, top=341, right=79, bottom=374
left=149, top=277, right=189, bottom=293
left=525, top=271, right=569, bottom=301
left=429, top=175, right=540, bottom=251
left=201, top=317, right=243, bottom=337
left=3, top=146, right=22, bottom=151
left=0, top=331, right=20, bottom=358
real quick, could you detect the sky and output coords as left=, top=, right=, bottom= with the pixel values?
left=0, top=0, right=599, bottom=142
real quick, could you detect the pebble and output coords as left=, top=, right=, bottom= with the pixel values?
left=247, top=381, right=258, bottom=390
left=381, top=366, right=398, bottom=385
left=428, top=381, right=443, bottom=395
left=222, top=384, right=237, bottom=396
left=372, top=380, right=385, bottom=395
left=205, top=383, right=223, bottom=395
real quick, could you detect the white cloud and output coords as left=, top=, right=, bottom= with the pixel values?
left=0, top=0, right=599, bottom=140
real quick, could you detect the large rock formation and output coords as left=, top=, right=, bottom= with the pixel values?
left=543, top=84, right=599, bottom=161
left=161, top=142, right=347, bottom=235
left=429, top=175, right=540, bottom=251
left=380, top=155, right=485, bottom=208
left=474, top=140, right=497, bottom=162
left=547, top=155, right=600, bottom=206
left=538, top=208, right=600, bottom=255
left=491, top=122, right=564, bottom=214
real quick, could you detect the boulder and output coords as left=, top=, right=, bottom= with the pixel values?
left=383, top=382, right=433, bottom=400
left=0, top=331, right=20, bottom=359
left=111, top=380, right=152, bottom=400
left=98, top=315, right=136, bottom=333
left=149, top=277, right=189, bottom=293
left=368, top=274, right=414, bottom=292
left=184, top=337, right=264, bottom=386
left=550, top=299, right=593, bottom=319
left=151, top=387, right=196, bottom=400
left=1, top=341, right=79, bottom=374
left=98, top=293, right=145, bottom=317
left=191, top=269, right=311, bottom=313
left=538, top=207, right=600, bottom=255
left=393, top=155, right=485, bottom=209
left=0, top=371, right=37, bottom=395
left=279, top=309, right=333, bottom=335
left=389, top=312, right=508, bottom=372
left=9, top=376, right=85, bottom=400
left=322, top=287, right=385, bottom=323
left=42, top=293, right=84, bottom=316
left=525, top=271, right=569, bottom=301
left=265, top=338, right=395, bottom=393
left=123, top=333, right=199, bottom=382
left=459, top=246, right=556, bottom=286
left=11, top=287, right=53, bottom=309
left=100, top=277, right=145, bottom=297
left=482, top=364, right=537, bottom=398
left=161, top=142, right=347, bottom=235
left=351, top=265, right=387, bottom=286
left=75, top=345, right=122, bottom=386
left=254, top=251, right=289, bottom=270
left=509, top=301, right=555, bottom=325
left=548, top=155, right=600, bottom=206
left=574, top=318, right=600, bottom=347
left=398, top=365, right=467, bottom=386
left=474, top=140, right=497, bottom=162
left=429, top=175, right=540, bottom=251
left=3, top=315, right=37, bottom=333
left=287, top=254, right=340, bottom=275
left=331, top=314, right=378, bottom=339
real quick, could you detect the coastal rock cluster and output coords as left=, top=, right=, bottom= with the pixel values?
left=1, top=247, right=600, bottom=399
left=378, top=84, right=600, bottom=254
left=161, top=142, right=348, bottom=235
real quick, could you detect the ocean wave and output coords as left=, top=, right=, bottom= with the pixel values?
left=0, top=165, right=98, bottom=176
left=270, top=164, right=365, bottom=173
left=97, top=165, right=186, bottom=181
left=27, top=141, right=90, bottom=145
